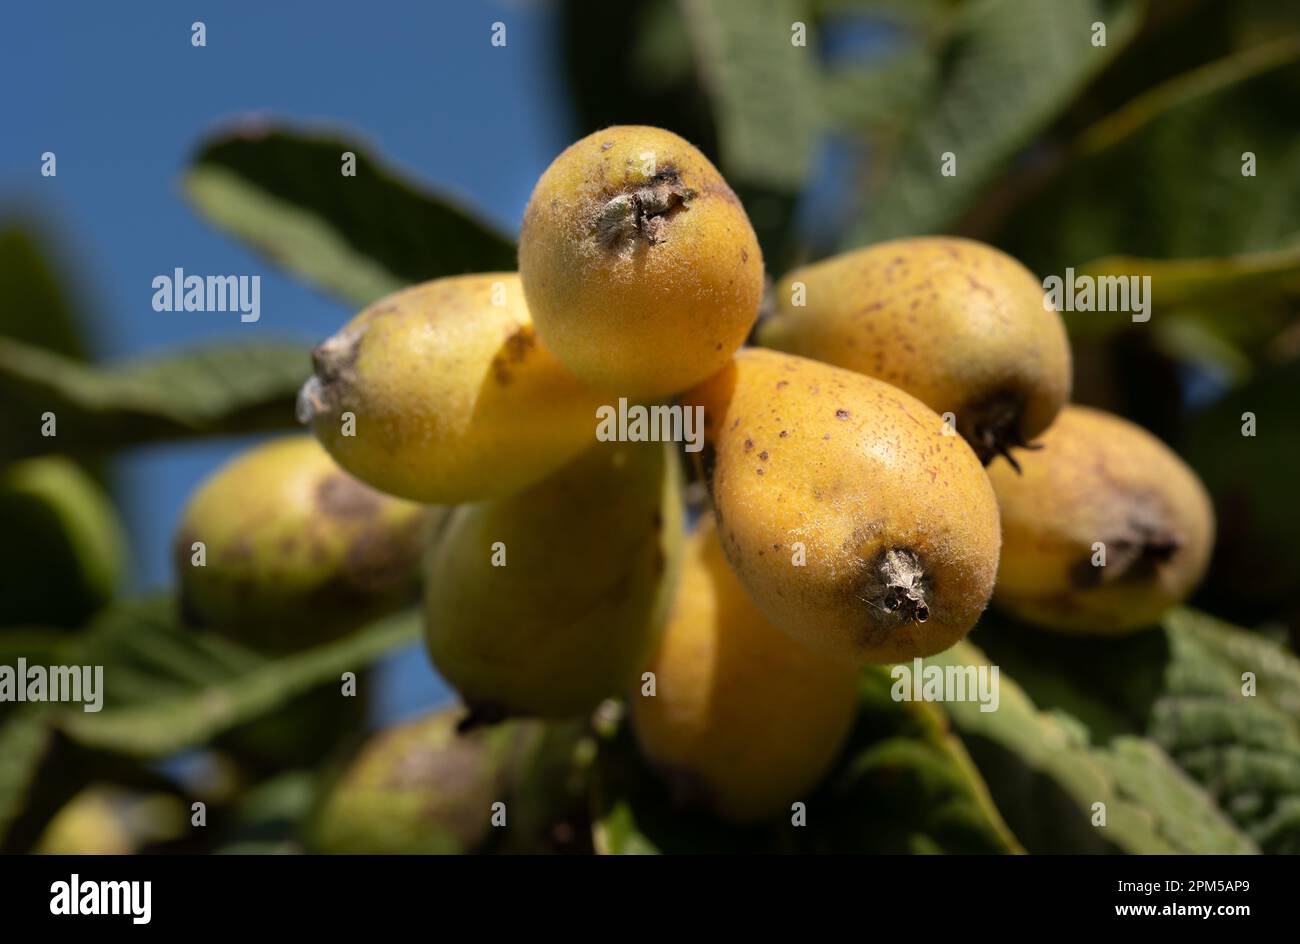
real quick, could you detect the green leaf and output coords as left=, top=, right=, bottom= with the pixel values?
left=972, top=609, right=1299, bottom=852
left=1185, top=362, right=1300, bottom=621
left=0, top=223, right=91, bottom=359
left=997, top=42, right=1300, bottom=288
left=932, top=638, right=1258, bottom=854
left=590, top=671, right=1021, bottom=854
left=679, top=0, right=820, bottom=190
left=1061, top=243, right=1300, bottom=341
left=842, top=0, right=1145, bottom=247
left=52, top=598, right=420, bottom=758
left=185, top=124, right=518, bottom=308
left=0, top=711, right=56, bottom=848
left=0, top=337, right=309, bottom=460
left=0, top=457, right=126, bottom=629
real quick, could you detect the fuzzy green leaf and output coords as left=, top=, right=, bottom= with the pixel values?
left=971, top=608, right=1298, bottom=852
left=185, top=124, right=517, bottom=308
left=591, top=669, right=1020, bottom=854
left=843, top=0, right=1144, bottom=247
left=50, top=599, right=420, bottom=758
left=0, top=337, right=309, bottom=460
left=932, top=638, right=1258, bottom=854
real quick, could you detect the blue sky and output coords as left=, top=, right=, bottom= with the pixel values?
left=0, top=0, right=576, bottom=722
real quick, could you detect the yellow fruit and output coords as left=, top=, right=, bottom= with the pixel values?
left=760, top=237, right=1071, bottom=466
left=683, top=348, right=1001, bottom=664
left=518, top=125, right=764, bottom=398
left=299, top=273, right=603, bottom=503
left=312, top=707, right=516, bottom=854
left=989, top=405, right=1215, bottom=633
left=35, top=786, right=187, bottom=855
left=425, top=441, right=683, bottom=720
left=313, top=707, right=592, bottom=854
left=175, top=435, right=439, bottom=650
left=633, top=518, right=859, bottom=823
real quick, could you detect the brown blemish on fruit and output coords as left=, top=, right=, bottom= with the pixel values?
left=1068, top=502, right=1183, bottom=590
left=491, top=324, right=537, bottom=385
left=835, top=409, right=850, bottom=420
left=317, top=475, right=382, bottom=519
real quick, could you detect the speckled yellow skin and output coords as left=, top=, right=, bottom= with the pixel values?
left=518, top=126, right=764, bottom=398
left=633, top=519, right=859, bottom=823
left=175, top=436, right=437, bottom=651
left=425, top=441, right=683, bottom=719
left=989, top=405, right=1215, bottom=634
left=684, top=348, right=1001, bottom=665
left=761, top=237, right=1071, bottom=462
left=302, top=273, right=603, bottom=503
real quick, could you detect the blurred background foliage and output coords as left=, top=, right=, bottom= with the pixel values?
left=1, top=0, right=1298, bottom=854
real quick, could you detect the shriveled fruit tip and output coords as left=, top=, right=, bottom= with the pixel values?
left=594, top=169, right=696, bottom=250
left=959, top=390, right=1040, bottom=470
left=865, top=547, right=931, bottom=625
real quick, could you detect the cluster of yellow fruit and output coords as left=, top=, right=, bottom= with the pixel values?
left=174, top=126, right=1214, bottom=826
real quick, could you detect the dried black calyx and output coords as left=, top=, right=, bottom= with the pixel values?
left=1070, top=509, right=1183, bottom=589
left=865, top=547, right=931, bottom=625
left=596, top=168, right=696, bottom=249
left=959, top=391, right=1039, bottom=471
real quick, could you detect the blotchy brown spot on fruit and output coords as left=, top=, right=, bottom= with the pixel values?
left=317, top=475, right=382, bottom=519
left=491, top=324, right=537, bottom=385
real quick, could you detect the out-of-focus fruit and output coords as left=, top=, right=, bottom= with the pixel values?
left=633, top=518, right=859, bottom=823
left=35, top=786, right=187, bottom=855
left=312, top=707, right=589, bottom=854
left=425, top=441, right=683, bottom=720
left=989, top=405, right=1214, bottom=633
left=174, top=435, right=439, bottom=651
left=760, top=237, right=1071, bottom=466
